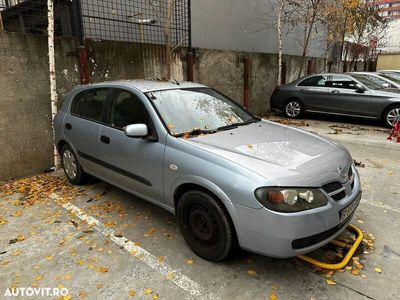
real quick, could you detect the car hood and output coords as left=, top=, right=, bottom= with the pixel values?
left=370, top=89, right=400, bottom=97
left=185, top=120, right=353, bottom=187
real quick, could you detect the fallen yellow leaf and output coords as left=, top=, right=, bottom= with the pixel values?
left=62, top=295, right=72, bottom=300
left=186, top=259, right=194, bottom=265
left=326, top=279, right=336, bottom=285
left=35, top=275, right=43, bottom=281
left=45, top=255, right=53, bottom=261
left=96, top=283, right=102, bottom=289
left=129, top=290, right=136, bottom=297
left=152, top=294, right=159, bottom=299
left=12, top=250, right=22, bottom=256
left=351, top=268, right=360, bottom=275
left=17, top=234, right=25, bottom=241
left=374, top=267, right=382, bottom=273
left=269, top=291, right=277, bottom=300
left=144, top=288, right=153, bottom=294
left=97, top=267, right=108, bottom=273
left=158, top=256, right=165, bottom=262
left=247, top=268, right=257, bottom=276
left=14, top=211, right=23, bottom=217
left=79, top=291, right=87, bottom=297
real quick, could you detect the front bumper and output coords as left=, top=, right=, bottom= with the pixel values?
left=233, top=170, right=362, bottom=258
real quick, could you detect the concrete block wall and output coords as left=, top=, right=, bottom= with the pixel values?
left=0, top=31, right=325, bottom=180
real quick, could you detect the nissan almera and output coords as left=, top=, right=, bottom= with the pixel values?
left=54, top=80, right=361, bottom=261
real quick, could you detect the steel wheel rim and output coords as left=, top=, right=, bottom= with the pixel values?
left=63, top=150, right=77, bottom=179
left=286, top=101, right=301, bottom=117
left=187, top=204, right=220, bottom=247
left=387, top=108, right=400, bottom=126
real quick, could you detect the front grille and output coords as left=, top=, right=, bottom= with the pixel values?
left=322, top=166, right=355, bottom=201
left=322, top=181, right=346, bottom=201
left=322, top=182, right=342, bottom=193
left=332, top=191, right=346, bottom=201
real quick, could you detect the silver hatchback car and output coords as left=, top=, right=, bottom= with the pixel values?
left=54, top=80, right=361, bottom=261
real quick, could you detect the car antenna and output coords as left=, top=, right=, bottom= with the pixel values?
left=172, top=77, right=180, bottom=85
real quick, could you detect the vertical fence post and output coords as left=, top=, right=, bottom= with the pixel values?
left=186, top=0, right=194, bottom=81
left=243, top=57, right=250, bottom=110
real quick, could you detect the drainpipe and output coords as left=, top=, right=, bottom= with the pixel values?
left=73, top=0, right=89, bottom=84
left=243, top=57, right=250, bottom=110
left=78, top=46, right=90, bottom=84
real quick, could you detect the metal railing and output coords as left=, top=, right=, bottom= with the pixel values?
left=0, top=0, right=190, bottom=47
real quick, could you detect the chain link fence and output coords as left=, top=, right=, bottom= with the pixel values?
left=0, top=0, right=190, bottom=47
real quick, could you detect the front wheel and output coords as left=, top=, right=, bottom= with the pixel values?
left=177, top=190, right=235, bottom=261
left=283, top=99, right=303, bottom=119
left=383, top=105, right=400, bottom=128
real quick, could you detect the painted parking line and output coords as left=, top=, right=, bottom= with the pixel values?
left=50, top=193, right=217, bottom=299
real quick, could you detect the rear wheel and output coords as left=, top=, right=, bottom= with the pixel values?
left=383, top=105, right=400, bottom=128
left=61, top=144, right=86, bottom=184
left=283, top=99, right=303, bottom=119
left=177, top=190, right=234, bottom=261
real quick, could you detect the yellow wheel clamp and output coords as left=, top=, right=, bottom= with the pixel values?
left=297, top=224, right=363, bottom=270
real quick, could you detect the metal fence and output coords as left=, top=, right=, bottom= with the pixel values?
left=0, top=0, right=190, bottom=47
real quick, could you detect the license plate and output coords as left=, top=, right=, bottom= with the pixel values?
left=339, top=193, right=361, bottom=223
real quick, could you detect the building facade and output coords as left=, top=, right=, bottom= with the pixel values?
left=368, top=0, right=400, bottom=19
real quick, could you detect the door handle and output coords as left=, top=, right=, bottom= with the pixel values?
left=331, top=90, right=340, bottom=94
left=100, top=135, right=110, bottom=144
left=65, top=123, right=72, bottom=130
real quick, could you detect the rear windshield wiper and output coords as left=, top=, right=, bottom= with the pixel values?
left=174, top=128, right=216, bottom=138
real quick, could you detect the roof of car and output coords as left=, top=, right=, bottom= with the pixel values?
left=78, top=79, right=208, bottom=93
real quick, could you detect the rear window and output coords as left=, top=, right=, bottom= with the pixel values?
left=70, top=88, right=109, bottom=122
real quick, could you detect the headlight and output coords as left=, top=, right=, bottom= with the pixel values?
left=254, top=187, right=328, bottom=213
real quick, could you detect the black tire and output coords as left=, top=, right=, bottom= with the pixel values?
left=177, top=190, right=235, bottom=262
left=61, top=144, right=86, bottom=184
left=283, top=99, right=303, bottom=119
left=383, top=105, right=400, bottom=128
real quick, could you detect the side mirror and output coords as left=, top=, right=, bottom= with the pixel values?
left=355, top=83, right=366, bottom=93
left=124, top=124, right=148, bottom=138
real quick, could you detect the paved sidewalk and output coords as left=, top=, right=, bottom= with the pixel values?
left=0, top=116, right=399, bottom=299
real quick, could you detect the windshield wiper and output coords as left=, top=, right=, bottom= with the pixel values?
left=174, top=128, right=216, bottom=138
left=217, top=119, right=260, bottom=132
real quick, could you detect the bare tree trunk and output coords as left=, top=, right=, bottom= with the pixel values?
left=47, top=0, right=59, bottom=168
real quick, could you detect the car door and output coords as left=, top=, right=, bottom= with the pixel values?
left=98, top=88, right=165, bottom=202
left=63, top=87, right=110, bottom=176
left=326, top=75, right=372, bottom=116
left=297, top=75, right=335, bottom=111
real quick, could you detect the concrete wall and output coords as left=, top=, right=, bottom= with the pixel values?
left=0, top=32, right=80, bottom=181
left=377, top=53, right=400, bottom=70
left=0, top=31, right=325, bottom=180
left=193, top=48, right=325, bottom=114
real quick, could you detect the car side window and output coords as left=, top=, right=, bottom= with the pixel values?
left=298, top=76, right=326, bottom=87
left=110, top=89, right=149, bottom=129
left=70, top=88, right=109, bottom=122
left=327, top=76, right=357, bottom=90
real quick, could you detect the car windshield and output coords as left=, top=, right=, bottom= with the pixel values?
left=147, top=88, right=258, bottom=136
left=350, top=74, right=383, bottom=90
left=379, top=73, right=400, bottom=84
